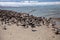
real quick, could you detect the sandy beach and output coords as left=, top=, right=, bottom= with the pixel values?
left=0, top=24, right=60, bottom=40
left=0, top=9, right=60, bottom=40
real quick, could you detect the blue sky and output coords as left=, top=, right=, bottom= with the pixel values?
left=0, top=0, right=60, bottom=2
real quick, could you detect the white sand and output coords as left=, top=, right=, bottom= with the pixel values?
left=0, top=24, right=60, bottom=40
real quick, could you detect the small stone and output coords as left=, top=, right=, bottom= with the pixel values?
left=32, top=30, right=37, bottom=32
left=52, top=36, right=55, bottom=38
left=3, top=26, right=7, bottom=30
left=3, top=27, right=7, bottom=30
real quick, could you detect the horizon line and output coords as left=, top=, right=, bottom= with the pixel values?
left=0, top=2, right=60, bottom=7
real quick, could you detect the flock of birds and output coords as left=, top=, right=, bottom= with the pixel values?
left=0, top=9, right=60, bottom=34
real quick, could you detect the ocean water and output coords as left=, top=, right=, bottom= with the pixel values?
left=0, top=5, right=60, bottom=18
